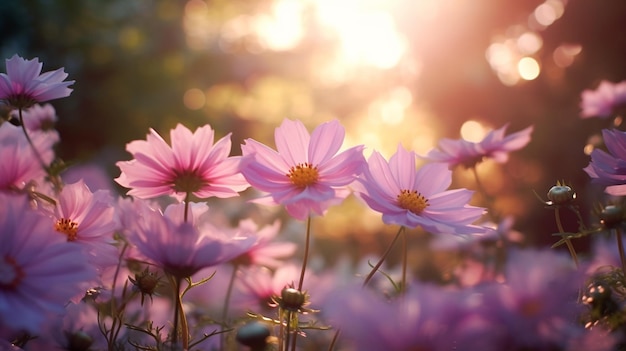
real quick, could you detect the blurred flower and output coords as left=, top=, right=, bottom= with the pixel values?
left=584, top=128, right=626, bottom=195
left=355, top=144, right=485, bottom=234
left=580, top=80, right=626, bottom=119
left=422, top=124, right=533, bottom=168
left=228, top=219, right=296, bottom=268
left=483, top=249, right=585, bottom=350
left=324, top=283, right=488, bottom=351
left=11, top=104, right=59, bottom=136
left=25, top=301, right=107, bottom=351
left=10, top=103, right=58, bottom=134
left=127, top=201, right=256, bottom=279
left=241, top=119, right=365, bottom=220
left=233, top=264, right=300, bottom=313
left=0, top=122, right=56, bottom=191
left=115, top=123, right=248, bottom=202
left=0, top=54, right=74, bottom=109
left=0, top=194, right=95, bottom=334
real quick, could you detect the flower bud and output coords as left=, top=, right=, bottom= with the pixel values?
left=600, top=205, right=624, bottom=229
left=281, top=287, right=306, bottom=311
left=547, top=185, right=575, bottom=205
left=236, top=322, right=270, bottom=349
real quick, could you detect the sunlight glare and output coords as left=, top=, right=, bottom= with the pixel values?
left=314, top=0, right=407, bottom=69
left=518, top=57, right=540, bottom=80
left=460, top=120, right=488, bottom=142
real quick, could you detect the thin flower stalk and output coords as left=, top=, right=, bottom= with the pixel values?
left=363, top=226, right=405, bottom=288
left=615, top=227, right=626, bottom=279
left=554, top=207, right=580, bottom=269
left=298, top=216, right=312, bottom=291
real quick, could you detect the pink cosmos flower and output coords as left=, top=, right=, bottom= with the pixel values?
left=422, top=124, right=533, bottom=168
left=49, top=180, right=119, bottom=270
left=240, top=119, right=366, bottom=220
left=355, top=144, right=485, bottom=234
left=11, top=103, right=58, bottom=134
left=233, top=264, right=301, bottom=312
left=0, top=122, right=56, bottom=191
left=584, top=128, right=626, bottom=195
left=580, top=80, right=626, bottom=119
left=115, top=123, right=249, bottom=202
left=228, top=219, right=296, bottom=268
left=0, top=54, right=74, bottom=109
left=127, top=201, right=256, bottom=279
left=0, top=194, right=95, bottom=334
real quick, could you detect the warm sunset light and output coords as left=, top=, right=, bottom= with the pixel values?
left=518, top=57, right=540, bottom=80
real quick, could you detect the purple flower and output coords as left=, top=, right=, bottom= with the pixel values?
left=127, top=201, right=256, bottom=279
left=0, top=122, right=56, bottom=191
left=228, top=219, right=296, bottom=268
left=355, top=144, right=485, bottom=234
left=482, top=249, right=584, bottom=350
left=0, top=55, right=74, bottom=109
left=580, top=80, right=626, bottom=119
left=116, top=123, right=249, bottom=201
left=324, top=283, right=489, bottom=351
left=422, top=124, right=533, bottom=168
left=0, top=194, right=95, bottom=334
left=584, top=128, right=626, bottom=195
left=11, top=103, right=58, bottom=134
left=240, top=119, right=366, bottom=220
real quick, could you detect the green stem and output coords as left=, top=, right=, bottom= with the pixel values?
left=183, top=192, right=191, bottom=223
left=362, top=226, right=405, bottom=288
left=171, top=277, right=189, bottom=350
left=220, top=264, right=239, bottom=350
left=401, top=229, right=408, bottom=293
left=18, top=107, right=62, bottom=191
left=554, top=207, right=579, bottom=268
left=615, top=228, right=626, bottom=278
left=284, top=310, right=292, bottom=351
left=328, top=329, right=340, bottom=351
left=297, top=216, right=312, bottom=291
left=471, top=166, right=498, bottom=221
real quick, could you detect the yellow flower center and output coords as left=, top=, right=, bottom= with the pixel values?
left=55, top=218, right=79, bottom=241
left=0, top=255, right=24, bottom=289
left=397, top=189, right=429, bottom=214
left=287, top=163, right=319, bottom=188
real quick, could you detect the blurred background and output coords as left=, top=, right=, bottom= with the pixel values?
left=3, top=0, right=626, bottom=269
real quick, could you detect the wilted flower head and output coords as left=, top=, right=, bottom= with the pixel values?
left=116, top=123, right=249, bottom=202
left=240, top=119, right=366, bottom=220
left=0, top=194, right=95, bottom=334
left=0, top=54, right=74, bottom=109
left=584, top=128, right=626, bottom=195
left=355, top=144, right=485, bottom=234
left=580, top=80, right=626, bottom=119
left=422, top=124, right=533, bottom=168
